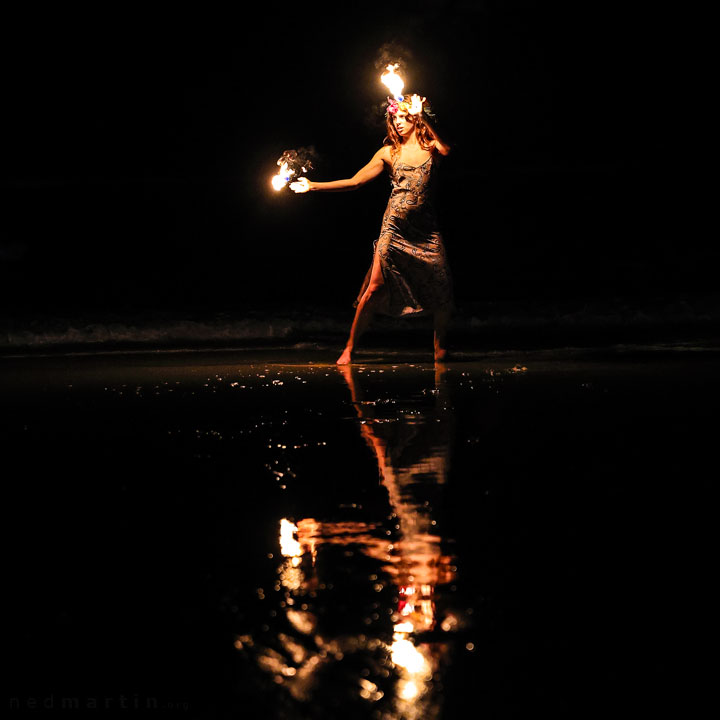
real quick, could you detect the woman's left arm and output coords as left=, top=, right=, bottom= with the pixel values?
left=290, top=148, right=387, bottom=193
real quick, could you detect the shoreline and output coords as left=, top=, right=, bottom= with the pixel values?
left=2, top=293, right=718, bottom=355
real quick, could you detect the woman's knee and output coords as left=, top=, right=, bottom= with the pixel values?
left=360, top=281, right=384, bottom=306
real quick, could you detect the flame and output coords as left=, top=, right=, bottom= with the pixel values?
left=271, top=161, right=295, bottom=191
left=381, top=63, right=404, bottom=99
left=409, top=94, right=424, bottom=115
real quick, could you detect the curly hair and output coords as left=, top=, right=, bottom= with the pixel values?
left=383, top=100, right=435, bottom=159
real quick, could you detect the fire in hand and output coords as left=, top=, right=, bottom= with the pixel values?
left=289, top=178, right=310, bottom=193
left=270, top=147, right=316, bottom=192
left=271, top=161, right=294, bottom=191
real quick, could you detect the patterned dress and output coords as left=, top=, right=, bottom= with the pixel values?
left=355, top=150, right=454, bottom=317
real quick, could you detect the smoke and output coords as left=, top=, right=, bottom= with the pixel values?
left=364, top=101, right=388, bottom=131
left=276, top=146, right=319, bottom=177
left=374, top=42, right=415, bottom=75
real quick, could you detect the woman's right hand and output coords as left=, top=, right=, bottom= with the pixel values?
left=290, top=177, right=311, bottom=193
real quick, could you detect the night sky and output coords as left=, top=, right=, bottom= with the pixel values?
left=1, top=2, right=710, bottom=324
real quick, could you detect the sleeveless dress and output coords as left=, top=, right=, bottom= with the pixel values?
left=355, top=150, right=454, bottom=317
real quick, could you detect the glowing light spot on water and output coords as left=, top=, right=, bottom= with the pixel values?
left=398, top=679, right=420, bottom=701
left=279, top=519, right=302, bottom=557
left=359, top=678, right=383, bottom=701
left=466, top=642, right=475, bottom=651
left=391, top=639, right=428, bottom=674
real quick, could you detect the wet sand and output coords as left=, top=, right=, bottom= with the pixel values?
left=4, top=345, right=717, bottom=718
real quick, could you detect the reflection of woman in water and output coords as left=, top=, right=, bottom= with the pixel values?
left=234, top=366, right=460, bottom=718
left=338, top=363, right=456, bottom=597
left=291, top=94, right=454, bottom=365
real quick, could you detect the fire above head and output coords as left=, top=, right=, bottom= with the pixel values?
left=381, top=63, right=405, bottom=100
left=381, top=64, right=428, bottom=118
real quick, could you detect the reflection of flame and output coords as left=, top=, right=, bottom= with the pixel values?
left=398, top=678, right=421, bottom=701
left=394, top=621, right=414, bottom=633
left=397, top=584, right=436, bottom=634
left=381, top=63, right=405, bottom=99
left=390, top=638, right=429, bottom=675
left=279, top=562, right=303, bottom=591
left=280, top=518, right=302, bottom=557
left=390, top=582, right=435, bottom=709
left=391, top=631, right=433, bottom=707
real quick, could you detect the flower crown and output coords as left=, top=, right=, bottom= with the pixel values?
left=386, top=93, right=435, bottom=119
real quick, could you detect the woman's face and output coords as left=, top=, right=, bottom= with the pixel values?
left=393, top=111, right=415, bottom=138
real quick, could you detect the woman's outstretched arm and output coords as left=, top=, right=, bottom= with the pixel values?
left=291, top=148, right=388, bottom=193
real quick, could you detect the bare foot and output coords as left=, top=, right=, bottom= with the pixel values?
left=336, top=348, right=353, bottom=365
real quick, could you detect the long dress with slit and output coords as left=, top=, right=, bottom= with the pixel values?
left=354, top=150, right=454, bottom=316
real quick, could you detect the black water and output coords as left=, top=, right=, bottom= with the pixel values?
left=4, top=347, right=716, bottom=717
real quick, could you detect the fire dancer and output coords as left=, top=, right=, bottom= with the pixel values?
left=290, top=91, right=454, bottom=364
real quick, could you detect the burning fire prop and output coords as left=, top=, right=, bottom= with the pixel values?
left=381, top=63, right=428, bottom=117
left=271, top=147, right=316, bottom=192
left=381, top=63, right=405, bottom=99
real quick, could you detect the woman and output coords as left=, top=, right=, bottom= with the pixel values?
left=291, top=94, right=454, bottom=364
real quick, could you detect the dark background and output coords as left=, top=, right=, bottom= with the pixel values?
left=0, top=1, right=709, bottom=325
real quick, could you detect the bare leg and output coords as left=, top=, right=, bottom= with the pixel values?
left=337, top=254, right=385, bottom=365
left=433, top=308, right=451, bottom=363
